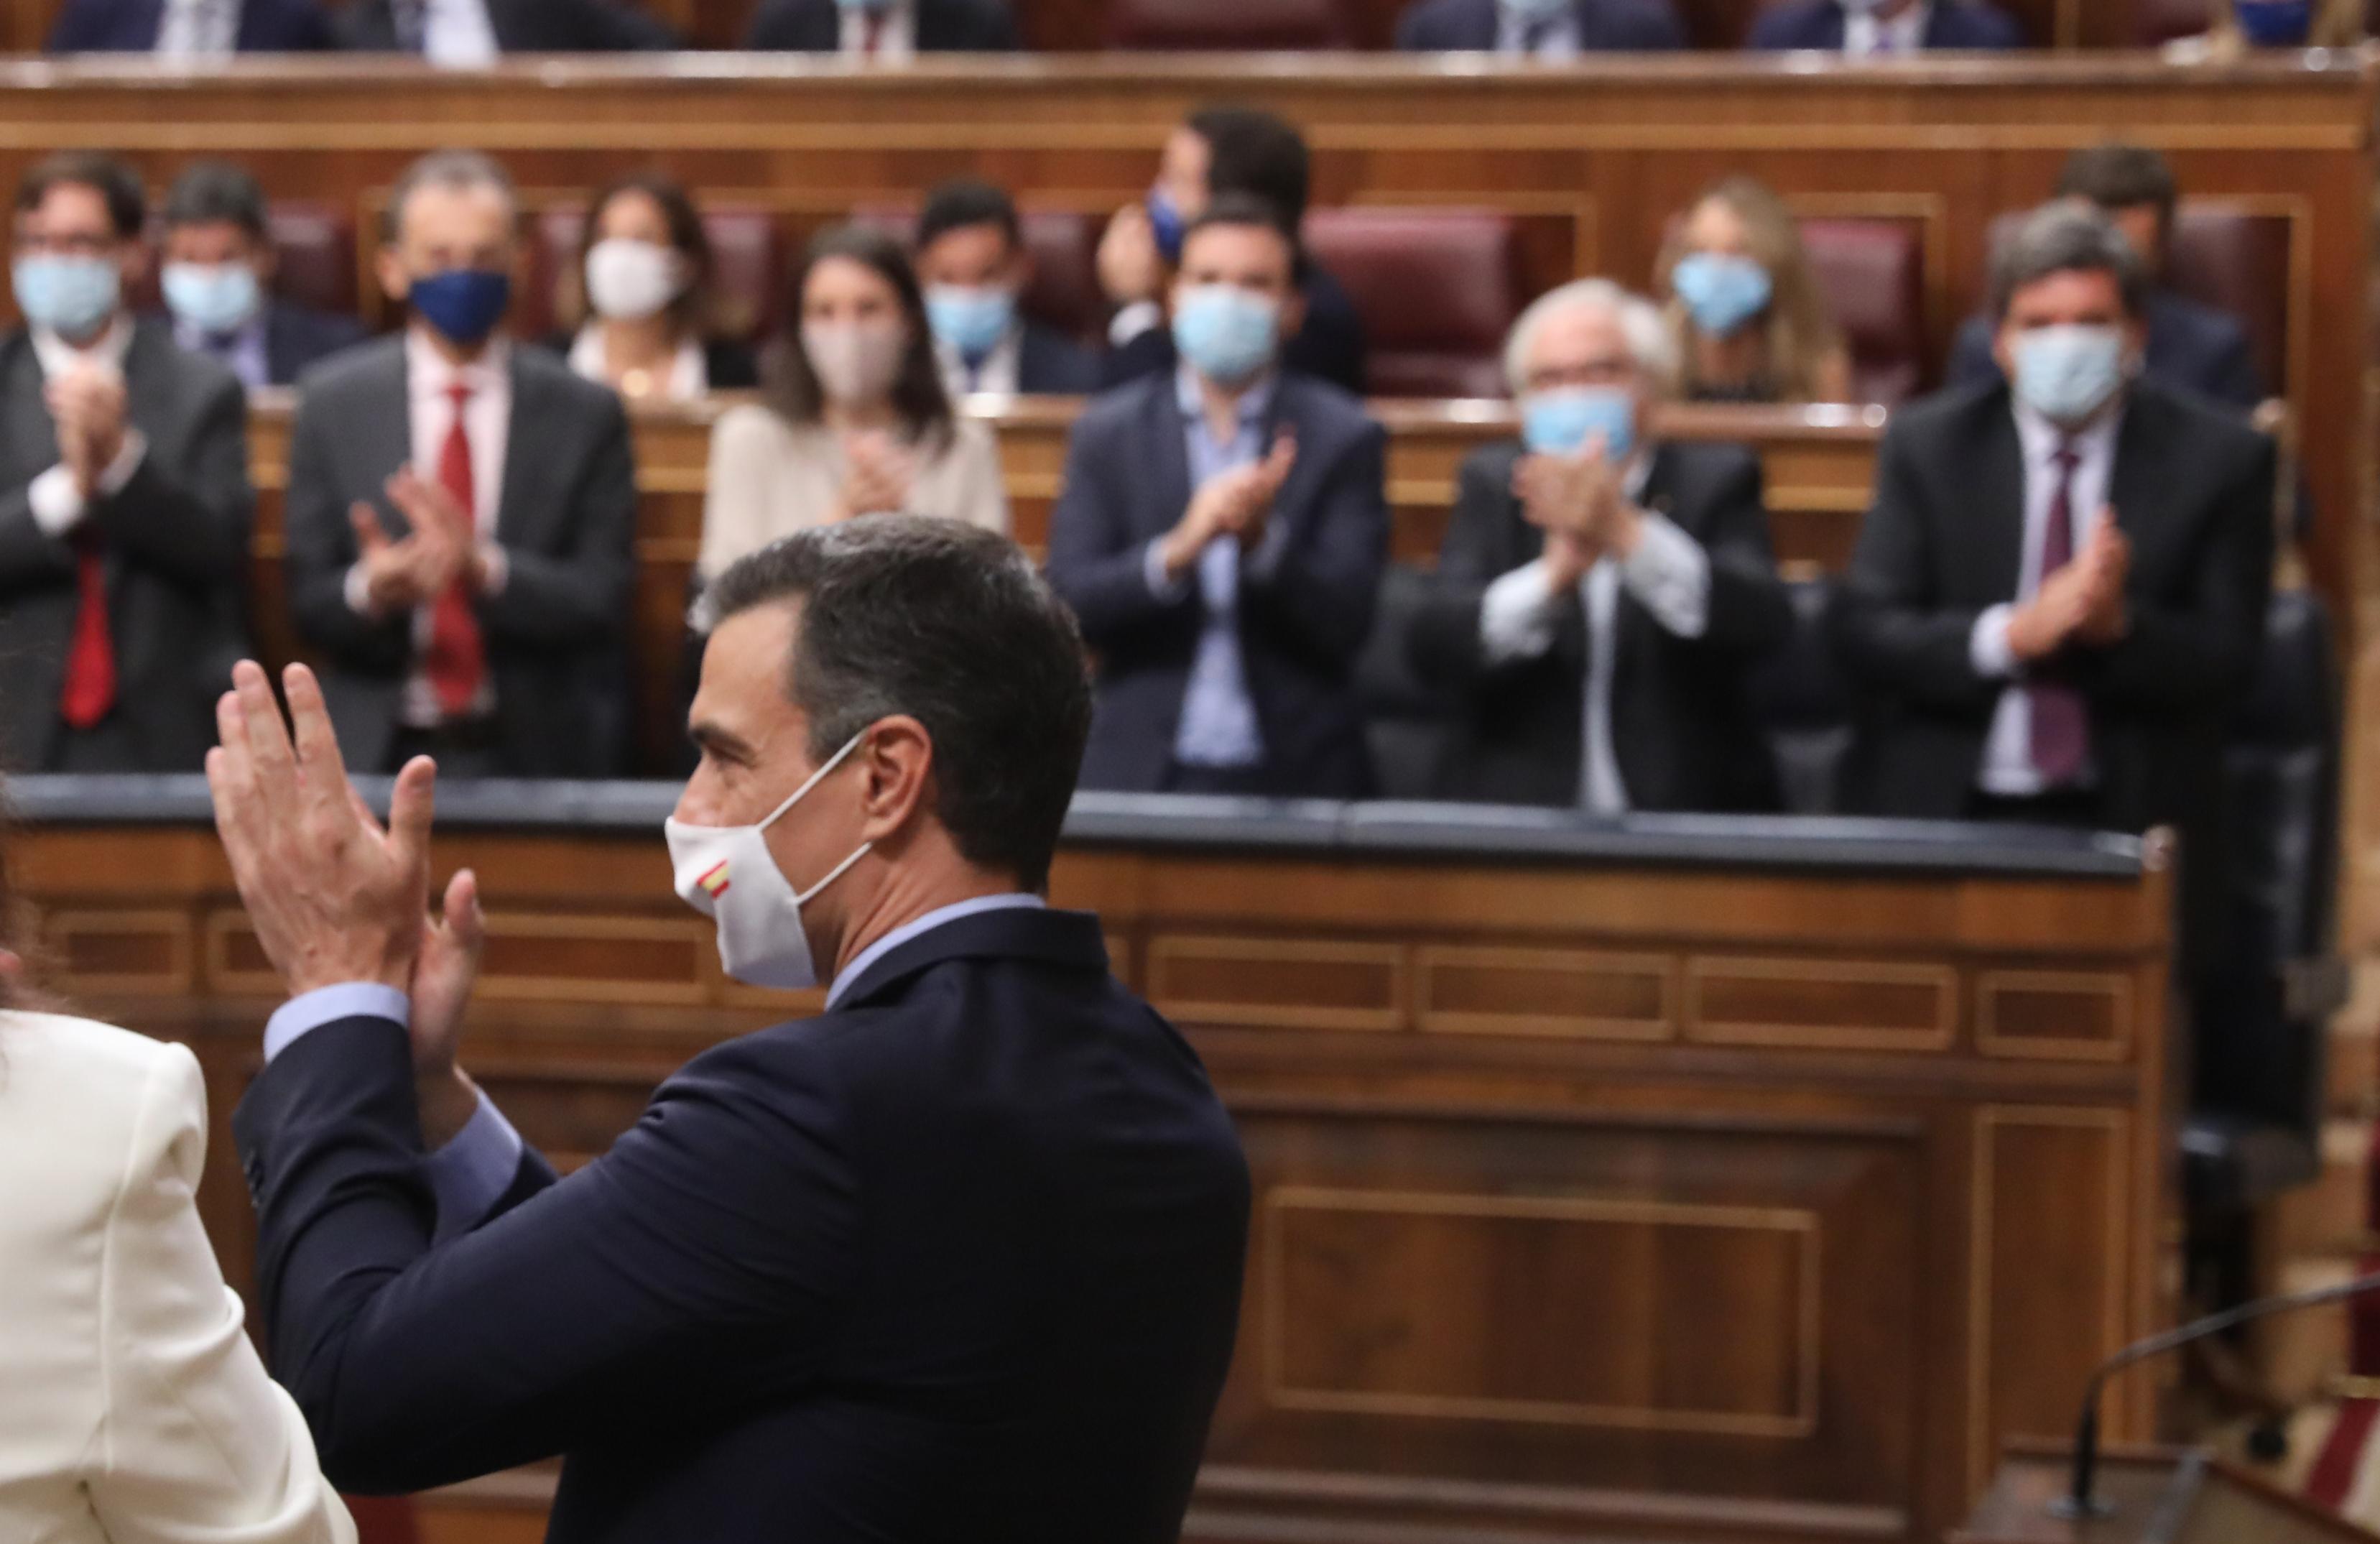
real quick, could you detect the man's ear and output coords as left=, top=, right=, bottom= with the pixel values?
left=117, top=241, right=150, bottom=292
left=1277, top=287, right=1309, bottom=343
left=376, top=246, right=412, bottom=306
left=856, top=714, right=935, bottom=846
left=1989, top=320, right=2016, bottom=384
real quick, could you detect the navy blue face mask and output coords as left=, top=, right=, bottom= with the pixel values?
left=408, top=268, right=511, bottom=347
left=2236, top=0, right=2313, bottom=45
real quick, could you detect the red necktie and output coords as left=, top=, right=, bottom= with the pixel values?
left=424, top=383, right=486, bottom=718
left=2028, top=444, right=2089, bottom=785
left=57, top=535, right=116, bottom=730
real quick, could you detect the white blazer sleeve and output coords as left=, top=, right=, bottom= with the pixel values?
left=84, top=1043, right=356, bottom=1544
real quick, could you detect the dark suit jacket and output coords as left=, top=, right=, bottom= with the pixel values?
left=233, top=907, right=1250, bottom=1543
left=746, top=0, right=1018, bottom=49
left=1017, top=320, right=1101, bottom=395
left=47, top=0, right=333, bottom=49
left=1045, top=371, right=1390, bottom=797
left=0, top=320, right=252, bottom=772
left=337, top=0, right=674, bottom=51
left=1407, top=440, right=1793, bottom=812
left=265, top=302, right=369, bottom=387
left=1394, top=0, right=1684, bottom=49
left=282, top=336, right=637, bottom=777
left=1747, top=0, right=2022, bottom=48
left=1946, top=288, right=2266, bottom=413
left=1101, top=264, right=1369, bottom=399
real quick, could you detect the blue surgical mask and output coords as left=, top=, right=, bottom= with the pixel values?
left=13, top=254, right=121, bottom=340
left=1172, top=285, right=1279, bottom=387
left=925, top=284, right=1017, bottom=366
left=407, top=268, right=511, bottom=348
left=2236, top=0, right=2313, bottom=45
left=1522, top=386, right=1635, bottom=461
left=162, top=262, right=262, bottom=336
left=2009, top=324, right=2128, bottom=425
left=1670, top=251, right=1774, bottom=339
left=1148, top=188, right=1187, bottom=267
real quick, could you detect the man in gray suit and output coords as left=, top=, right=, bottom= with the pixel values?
left=284, top=149, right=636, bottom=780
left=0, top=152, right=252, bottom=773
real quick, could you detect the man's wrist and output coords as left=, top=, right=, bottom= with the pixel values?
left=417, top=1066, right=483, bottom=1150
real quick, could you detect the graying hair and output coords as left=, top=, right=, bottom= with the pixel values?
left=1501, top=278, right=1677, bottom=397
left=1990, top=203, right=2148, bottom=322
left=381, top=149, right=518, bottom=245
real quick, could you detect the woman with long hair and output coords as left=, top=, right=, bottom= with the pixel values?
left=1655, top=175, right=1854, bottom=405
left=550, top=170, right=759, bottom=404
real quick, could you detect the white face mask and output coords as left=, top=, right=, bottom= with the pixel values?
left=802, top=321, right=906, bottom=406
left=664, top=731, right=872, bottom=990
left=584, top=238, right=687, bottom=323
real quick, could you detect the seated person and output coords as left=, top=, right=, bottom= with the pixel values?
left=1392, top=0, right=1684, bottom=52
left=1407, top=279, right=1792, bottom=813
left=1097, top=106, right=1367, bottom=397
left=336, top=0, right=672, bottom=60
left=2167, top=0, right=2366, bottom=59
left=548, top=171, right=759, bottom=405
left=283, top=151, right=636, bottom=780
left=0, top=152, right=251, bottom=775
left=1948, top=144, right=2264, bottom=411
left=914, top=178, right=1099, bottom=398
left=746, top=0, right=1017, bottom=51
left=1657, top=175, right=1853, bottom=404
left=49, top=0, right=330, bottom=51
left=1833, top=205, right=2273, bottom=955
left=154, top=161, right=365, bottom=391
left=1748, top=0, right=2022, bottom=51
left=1046, top=196, right=1389, bottom=799
left=701, top=224, right=1007, bottom=588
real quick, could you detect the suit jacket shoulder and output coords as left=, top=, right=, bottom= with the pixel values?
left=918, top=0, right=1017, bottom=48
left=746, top=0, right=833, bottom=47
left=1276, top=371, right=1377, bottom=452
left=512, top=334, right=624, bottom=417
left=127, top=315, right=243, bottom=410
left=294, top=330, right=404, bottom=404
left=2125, top=375, right=2272, bottom=471
left=1394, top=0, right=1486, bottom=49
left=1588, top=0, right=1685, bottom=47
left=1932, top=1, right=2023, bottom=45
left=1746, top=0, right=1832, bottom=47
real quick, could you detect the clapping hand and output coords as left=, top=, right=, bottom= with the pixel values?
left=45, top=364, right=129, bottom=498
left=1514, top=438, right=1639, bottom=585
left=2009, top=513, right=2130, bottom=662
left=838, top=431, right=915, bottom=521
left=1157, top=431, right=1297, bottom=583
left=350, top=469, right=475, bottom=615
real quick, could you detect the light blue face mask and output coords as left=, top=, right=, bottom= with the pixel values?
left=2009, top=324, right=2128, bottom=425
left=162, top=262, right=263, bottom=337
left=1172, top=285, right=1280, bottom=387
left=924, top=284, right=1017, bottom=366
left=13, top=254, right=121, bottom=340
left=1670, top=251, right=1774, bottom=339
left=1521, top=386, right=1635, bottom=461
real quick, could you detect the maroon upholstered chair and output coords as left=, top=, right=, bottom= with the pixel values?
left=1798, top=218, right=1926, bottom=405
left=1302, top=208, right=1521, bottom=398
left=267, top=202, right=357, bottom=318
left=1102, top=0, right=1355, bottom=49
left=522, top=205, right=784, bottom=345
left=343, top=1496, right=419, bottom=1544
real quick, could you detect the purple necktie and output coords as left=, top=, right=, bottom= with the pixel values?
left=2029, top=445, right=2089, bottom=785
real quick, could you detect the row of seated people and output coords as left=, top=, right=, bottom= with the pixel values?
left=41, top=0, right=2369, bottom=57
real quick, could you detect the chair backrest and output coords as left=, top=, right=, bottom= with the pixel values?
left=1747, top=579, right=1856, bottom=816
left=1103, top=0, right=1355, bottom=48
left=1797, top=218, right=1926, bottom=405
left=1303, top=208, right=1522, bottom=399
left=519, top=205, right=784, bottom=344
left=268, top=202, right=357, bottom=317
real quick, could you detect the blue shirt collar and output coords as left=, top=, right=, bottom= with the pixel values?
left=1174, top=362, right=1276, bottom=431
left=825, top=892, right=1047, bottom=1009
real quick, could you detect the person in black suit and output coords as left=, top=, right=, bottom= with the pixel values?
left=1393, top=0, right=1683, bottom=52
left=47, top=0, right=332, bottom=51
left=212, top=516, right=1249, bottom=1543
left=1096, top=106, right=1368, bottom=397
left=337, top=0, right=672, bottom=57
left=1746, top=0, right=2022, bottom=52
left=1834, top=205, right=2274, bottom=954
left=746, top=0, right=1017, bottom=51
left=1948, top=144, right=2265, bottom=412
left=0, top=152, right=253, bottom=774
left=153, top=162, right=365, bottom=392
left=1408, top=279, right=1792, bottom=812
left=1048, top=198, right=1389, bottom=798
left=914, top=178, right=1099, bottom=397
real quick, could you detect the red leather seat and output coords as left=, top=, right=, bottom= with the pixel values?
left=852, top=203, right=1105, bottom=345
left=521, top=205, right=784, bottom=343
left=1103, top=0, right=1354, bottom=49
left=1798, top=218, right=1926, bottom=405
left=343, top=1496, right=418, bottom=1544
left=1302, top=208, right=1519, bottom=398
left=267, top=202, right=356, bottom=318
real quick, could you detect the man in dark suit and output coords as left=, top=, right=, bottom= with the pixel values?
left=1834, top=205, right=2274, bottom=953
left=915, top=178, right=1099, bottom=397
left=1747, top=0, right=2022, bottom=52
left=211, top=516, right=1249, bottom=1542
left=1408, top=279, right=1792, bottom=812
left=1096, top=106, right=1368, bottom=397
left=1394, top=0, right=1683, bottom=52
left=154, top=162, right=366, bottom=392
left=1048, top=198, right=1389, bottom=799
left=0, top=152, right=251, bottom=774
left=746, top=0, right=1017, bottom=50
left=336, top=0, right=672, bottom=55
left=284, top=150, right=634, bottom=780
left=47, top=0, right=332, bottom=50
left=1947, top=144, right=2265, bottom=411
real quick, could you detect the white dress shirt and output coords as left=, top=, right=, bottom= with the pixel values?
left=841, top=0, right=915, bottom=57
left=1494, top=0, right=1583, bottom=56
left=568, top=324, right=708, bottom=404
left=154, top=0, right=239, bottom=55
left=421, top=0, right=500, bottom=65
left=1475, top=457, right=1712, bottom=815
left=27, top=318, right=149, bottom=540
left=1846, top=0, right=1931, bottom=54
left=1967, top=399, right=2121, bottom=797
left=936, top=325, right=1023, bottom=399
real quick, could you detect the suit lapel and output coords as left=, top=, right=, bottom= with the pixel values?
left=4, top=338, right=56, bottom=490
left=1971, top=399, right=2027, bottom=604
left=356, top=343, right=415, bottom=537
left=1146, top=380, right=1195, bottom=547
left=131, top=0, right=169, bottom=47
left=2107, top=391, right=2172, bottom=566
left=121, top=322, right=173, bottom=455
left=493, top=351, right=544, bottom=549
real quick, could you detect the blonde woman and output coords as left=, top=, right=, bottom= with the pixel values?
left=2167, top=0, right=2365, bottom=58
left=1656, top=177, right=1854, bottom=404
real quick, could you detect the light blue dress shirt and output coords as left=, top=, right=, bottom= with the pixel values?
left=1494, top=0, right=1583, bottom=55
left=175, top=315, right=269, bottom=392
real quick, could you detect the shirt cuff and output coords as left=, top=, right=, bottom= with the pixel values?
left=1619, top=512, right=1711, bottom=639
left=424, top=1088, right=526, bottom=1242
left=1142, top=537, right=1193, bottom=603
left=263, top=981, right=412, bottom=1062
left=478, top=542, right=509, bottom=597
left=1479, top=558, right=1562, bottom=665
left=93, top=430, right=145, bottom=499
left=27, top=464, right=85, bottom=537
left=344, top=560, right=380, bottom=618
left=1108, top=300, right=1162, bottom=348
left=1971, top=603, right=2018, bottom=680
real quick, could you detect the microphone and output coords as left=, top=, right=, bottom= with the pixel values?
left=2052, top=1266, right=2380, bottom=1520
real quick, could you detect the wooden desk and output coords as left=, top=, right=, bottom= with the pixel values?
left=11, top=780, right=2175, bottom=1544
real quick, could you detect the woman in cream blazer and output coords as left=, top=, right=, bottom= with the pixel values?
left=0, top=997, right=356, bottom=1544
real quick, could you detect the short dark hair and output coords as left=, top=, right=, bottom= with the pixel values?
left=704, top=517, right=1093, bottom=894
left=917, top=178, right=1022, bottom=256
left=1991, top=203, right=2150, bottom=321
left=2054, top=143, right=2180, bottom=235
left=1187, top=105, right=1310, bottom=229
left=1179, top=193, right=1300, bottom=270
left=764, top=223, right=954, bottom=448
left=381, top=149, right=517, bottom=244
left=160, top=161, right=269, bottom=240
left=15, top=152, right=144, bottom=240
